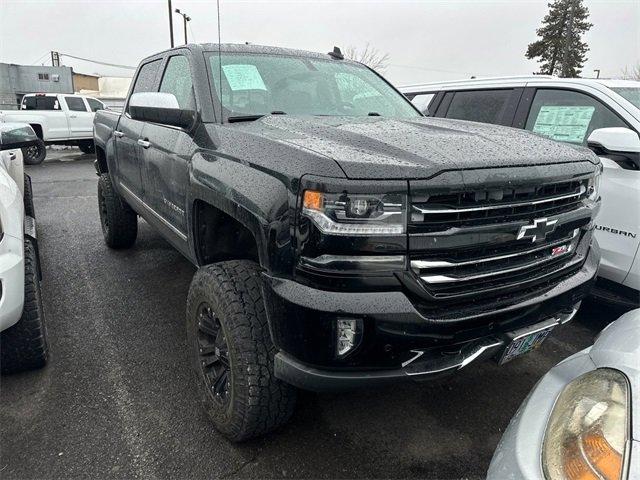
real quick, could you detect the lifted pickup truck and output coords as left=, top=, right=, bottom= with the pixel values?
left=93, top=44, right=601, bottom=441
left=0, top=93, right=107, bottom=164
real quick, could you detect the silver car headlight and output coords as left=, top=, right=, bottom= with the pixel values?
left=542, top=368, right=630, bottom=480
left=587, top=169, right=602, bottom=201
left=302, top=190, right=406, bottom=236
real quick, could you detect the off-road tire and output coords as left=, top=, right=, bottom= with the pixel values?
left=1, top=239, right=49, bottom=374
left=97, top=173, right=137, bottom=248
left=78, top=140, right=95, bottom=154
left=186, top=260, right=297, bottom=442
left=24, top=174, right=35, bottom=219
left=22, top=138, right=46, bottom=165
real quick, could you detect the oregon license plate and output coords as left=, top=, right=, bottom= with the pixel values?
left=498, top=325, right=554, bottom=365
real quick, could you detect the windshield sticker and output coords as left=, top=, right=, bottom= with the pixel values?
left=222, top=64, right=267, bottom=91
left=532, top=106, right=595, bottom=143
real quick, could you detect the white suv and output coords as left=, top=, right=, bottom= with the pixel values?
left=0, top=123, right=48, bottom=373
left=401, top=77, right=640, bottom=307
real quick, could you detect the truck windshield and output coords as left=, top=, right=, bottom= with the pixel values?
left=207, top=53, right=420, bottom=120
left=610, top=87, right=640, bottom=109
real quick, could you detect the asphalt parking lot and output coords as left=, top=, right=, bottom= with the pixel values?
left=0, top=148, right=626, bottom=479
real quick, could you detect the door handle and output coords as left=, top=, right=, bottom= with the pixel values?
left=69, top=114, right=77, bottom=118
left=9, top=152, right=16, bottom=161
left=114, top=130, right=124, bottom=138
left=137, top=138, right=151, bottom=149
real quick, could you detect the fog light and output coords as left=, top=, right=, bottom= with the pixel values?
left=336, top=318, right=362, bottom=357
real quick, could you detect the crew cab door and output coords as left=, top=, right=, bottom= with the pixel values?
left=138, top=54, right=195, bottom=238
left=62, top=96, right=93, bottom=138
left=115, top=59, right=163, bottom=199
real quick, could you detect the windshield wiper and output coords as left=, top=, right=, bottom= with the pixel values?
left=227, top=114, right=265, bottom=123
left=227, top=111, right=287, bottom=123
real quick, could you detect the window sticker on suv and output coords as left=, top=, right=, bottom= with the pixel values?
left=532, top=105, right=595, bottom=143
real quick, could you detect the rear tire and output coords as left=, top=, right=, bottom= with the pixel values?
left=22, top=139, right=46, bottom=165
left=78, top=140, right=95, bottom=154
left=97, top=173, right=137, bottom=248
left=1, top=239, right=49, bottom=374
left=186, top=260, right=297, bottom=442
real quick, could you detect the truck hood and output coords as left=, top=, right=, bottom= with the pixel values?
left=241, top=115, right=598, bottom=179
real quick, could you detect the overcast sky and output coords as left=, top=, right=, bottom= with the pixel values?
left=1, top=0, right=638, bottom=85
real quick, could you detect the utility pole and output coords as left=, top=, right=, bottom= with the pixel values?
left=175, top=8, right=191, bottom=45
left=168, top=0, right=175, bottom=48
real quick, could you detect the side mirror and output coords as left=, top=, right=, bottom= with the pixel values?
left=0, top=124, right=39, bottom=151
left=128, top=92, right=195, bottom=129
left=587, top=127, right=640, bottom=153
left=587, top=127, right=640, bottom=171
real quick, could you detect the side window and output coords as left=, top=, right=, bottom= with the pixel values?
left=410, top=93, right=436, bottom=115
left=445, top=89, right=512, bottom=124
left=525, top=89, right=627, bottom=145
left=65, top=96, right=88, bottom=112
left=127, top=59, right=162, bottom=113
left=159, top=56, right=195, bottom=110
left=86, top=98, right=104, bottom=112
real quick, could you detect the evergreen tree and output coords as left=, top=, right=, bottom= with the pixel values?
left=526, top=0, right=592, bottom=77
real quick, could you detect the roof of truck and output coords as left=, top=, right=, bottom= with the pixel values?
left=145, top=43, right=360, bottom=65
left=400, top=76, right=640, bottom=92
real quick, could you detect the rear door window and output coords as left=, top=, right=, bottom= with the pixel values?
left=65, top=96, right=88, bottom=112
left=445, top=89, right=513, bottom=124
left=525, top=89, right=627, bottom=144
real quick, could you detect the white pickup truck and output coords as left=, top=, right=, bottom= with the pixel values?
left=0, top=93, right=107, bottom=164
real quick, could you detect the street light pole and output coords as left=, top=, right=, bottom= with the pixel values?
left=168, top=0, right=175, bottom=48
left=175, top=8, right=191, bottom=45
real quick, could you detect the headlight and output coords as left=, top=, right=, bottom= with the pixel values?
left=587, top=169, right=602, bottom=201
left=302, top=190, right=406, bottom=235
left=543, top=368, right=630, bottom=480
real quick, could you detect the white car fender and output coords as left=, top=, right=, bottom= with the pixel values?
left=0, top=166, right=25, bottom=331
left=594, top=156, right=640, bottom=290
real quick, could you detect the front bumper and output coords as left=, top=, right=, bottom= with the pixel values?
left=264, top=241, right=599, bottom=392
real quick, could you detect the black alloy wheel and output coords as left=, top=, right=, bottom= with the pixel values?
left=196, top=303, right=231, bottom=406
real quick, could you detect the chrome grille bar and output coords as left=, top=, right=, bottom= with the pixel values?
left=411, top=230, right=579, bottom=271
left=412, top=186, right=586, bottom=214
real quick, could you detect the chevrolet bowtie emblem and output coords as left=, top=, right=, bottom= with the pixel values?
left=517, top=218, right=558, bottom=243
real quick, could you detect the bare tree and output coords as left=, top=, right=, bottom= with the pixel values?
left=620, top=63, right=640, bottom=81
left=344, top=43, right=390, bottom=72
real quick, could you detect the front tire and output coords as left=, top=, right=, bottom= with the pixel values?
left=1, top=239, right=49, bottom=374
left=97, top=173, right=137, bottom=248
left=186, top=260, right=297, bottom=442
left=22, top=139, right=46, bottom=165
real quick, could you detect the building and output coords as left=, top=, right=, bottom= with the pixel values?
left=0, top=63, right=74, bottom=109
left=78, top=76, right=132, bottom=111
left=72, top=72, right=99, bottom=93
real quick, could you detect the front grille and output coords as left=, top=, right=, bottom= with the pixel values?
left=408, top=177, right=593, bottom=307
left=410, top=179, right=588, bottom=232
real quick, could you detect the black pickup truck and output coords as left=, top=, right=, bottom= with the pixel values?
left=93, top=44, right=601, bottom=441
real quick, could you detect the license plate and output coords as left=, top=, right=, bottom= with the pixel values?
left=498, top=325, right=554, bottom=365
